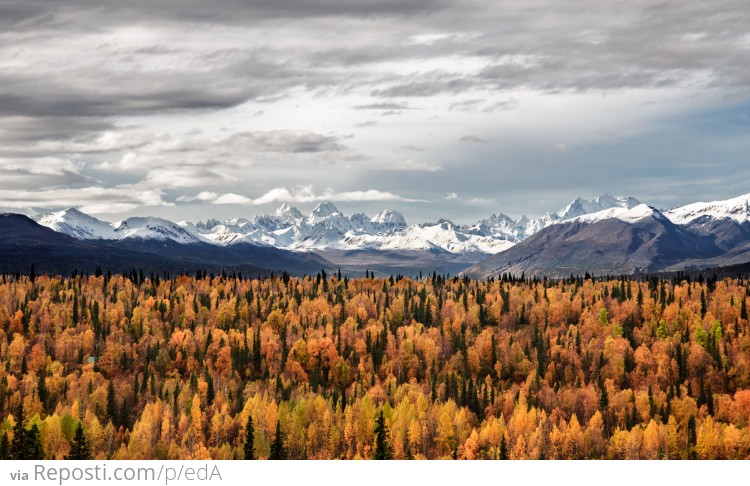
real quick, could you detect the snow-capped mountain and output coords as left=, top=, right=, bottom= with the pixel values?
left=34, top=194, right=648, bottom=256
left=465, top=192, right=641, bottom=242
left=36, top=211, right=201, bottom=244
left=36, top=208, right=118, bottom=240
left=371, top=210, right=407, bottom=230
left=558, top=193, right=641, bottom=220
left=25, top=191, right=750, bottom=277
left=113, top=217, right=202, bottom=243
left=665, top=193, right=750, bottom=225
left=36, top=192, right=750, bottom=262
left=568, top=204, right=668, bottom=225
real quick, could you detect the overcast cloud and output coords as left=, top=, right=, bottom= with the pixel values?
left=1, top=0, right=749, bottom=223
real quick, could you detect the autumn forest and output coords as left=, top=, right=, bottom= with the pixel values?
left=1, top=268, right=750, bottom=460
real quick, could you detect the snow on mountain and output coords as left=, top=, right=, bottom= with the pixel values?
left=665, top=193, right=750, bottom=225
left=36, top=208, right=118, bottom=240
left=37, top=209, right=205, bottom=244
left=557, top=193, right=640, bottom=220
left=371, top=210, right=407, bottom=230
left=466, top=193, right=641, bottom=241
left=343, top=221, right=515, bottom=254
left=307, top=202, right=341, bottom=223
left=32, top=194, right=672, bottom=256
left=569, top=204, right=666, bottom=224
left=275, top=203, right=304, bottom=223
left=113, top=217, right=202, bottom=243
left=350, top=213, right=375, bottom=232
left=467, top=213, right=519, bottom=239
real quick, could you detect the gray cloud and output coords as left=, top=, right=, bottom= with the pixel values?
left=355, top=102, right=412, bottom=110
left=459, top=135, right=489, bottom=144
left=224, top=131, right=346, bottom=153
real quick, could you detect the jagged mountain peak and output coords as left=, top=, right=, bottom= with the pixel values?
left=557, top=193, right=640, bottom=221
left=26, top=192, right=750, bottom=269
left=275, top=203, right=303, bottom=221
left=114, top=216, right=201, bottom=243
left=36, top=208, right=117, bottom=240
left=310, top=202, right=341, bottom=218
left=371, top=209, right=406, bottom=227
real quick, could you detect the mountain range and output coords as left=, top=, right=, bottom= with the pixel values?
left=1, top=192, right=749, bottom=277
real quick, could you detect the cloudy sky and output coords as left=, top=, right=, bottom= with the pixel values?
left=1, top=0, right=749, bottom=224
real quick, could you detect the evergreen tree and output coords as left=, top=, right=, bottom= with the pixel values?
left=0, top=432, right=9, bottom=460
left=24, top=424, right=44, bottom=460
left=10, top=403, right=26, bottom=459
left=599, top=382, right=609, bottom=409
left=243, top=415, right=255, bottom=460
left=269, top=419, right=287, bottom=460
left=499, top=435, right=508, bottom=459
left=37, top=372, right=48, bottom=413
left=373, top=410, right=392, bottom=460
left=66, top=422, right=91, bottom=460
left=107, top=381, right=119, bottom=427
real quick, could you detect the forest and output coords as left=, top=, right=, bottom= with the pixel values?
left=0, top=268, right=749, bottom=460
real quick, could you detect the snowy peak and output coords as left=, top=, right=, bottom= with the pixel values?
left=467, top=194, right=640, bottom=242
left=114, top=217, right=201, bottom=244
left=275, top=203, right=303, bottom=222
left=557, top=193, right=640, bottom=221
left=371, top=209, right=406, bottom=228
left=31, top=192, right=750, bottom=257
left=306, top=202, right=350, bottom=231
left=666, top=193, right=750, bottom=225
left=570, top=204, right=666, bottom=224
left=310, top=202, right=340, bottom=218
left=36, top=208, right=118, bottom=240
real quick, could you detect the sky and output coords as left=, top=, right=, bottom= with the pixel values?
left=1, top=0, right=749, bottom=225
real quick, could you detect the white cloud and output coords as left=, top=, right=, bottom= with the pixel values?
left=445, top=192, right=459, bottom=200
left=176, top=191, right=219, bottom=202
left=215, top=185, right=428, bottom=205
left=212, top=193, right=254, bottom=204
left=174, top=186, right=427, bottom=206
left=0, top=185, right=171, bottom=214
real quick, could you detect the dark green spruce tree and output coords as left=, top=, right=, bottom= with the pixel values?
left=0, top=432, right=9, bottom=460
left=23, top=424, right=44, bottom=460
left=269, top=419, right=287, bottom=460
left=373, top=410, right=392, bottom=460
left=66, top=422, right=92, bottom=460
left=243, top=415, right=255, bottom=460
left=10, top=403, right=27, bottom=459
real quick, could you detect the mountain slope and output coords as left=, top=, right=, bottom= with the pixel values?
left=26, top=192, right=750, bottom=277
left=463, top=205, right=725, bottom=278
left=36, top=208, right=118, bottom=240
left=1, top=214, right=333, bottom=276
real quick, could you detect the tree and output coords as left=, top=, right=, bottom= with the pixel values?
left=66, top=422, right=92, bottom=460
left=10, top=403, right=27, bottom=459
left=24, top=425, right=44, bottom=460
left=373, top=410, right=392, bottom=460
left=269, top=419, right=287, bottom=460
left=243, top=415, right=255, bottom=460
left=37, top=372, right=48, bottom=413
left=107, top=381, right=119, bottom=427
left=0, top=432, right=9, bottom=460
